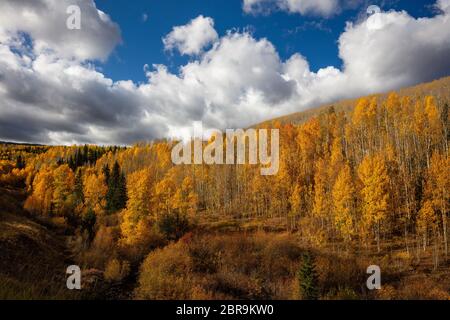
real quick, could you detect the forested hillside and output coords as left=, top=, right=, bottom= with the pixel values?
left=1, top=77, right=449, bottom=300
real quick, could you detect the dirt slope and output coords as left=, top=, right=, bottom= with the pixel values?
left=0, top=186, right=79, bottom=299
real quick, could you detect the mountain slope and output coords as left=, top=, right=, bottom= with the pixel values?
left=256, top=76, right=450, bottom=127
left=0, top=186, right=78, bottom=299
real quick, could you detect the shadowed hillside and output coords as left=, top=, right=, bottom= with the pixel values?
left=0, top=185, right=79, bottom=299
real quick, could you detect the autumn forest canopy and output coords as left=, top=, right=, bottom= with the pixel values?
left=1, top=77, right=449, bottom=300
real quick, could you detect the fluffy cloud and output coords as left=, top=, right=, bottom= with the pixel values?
left=0, top=0, right=121, bottom=61
left=0, top=1, right=450, bottom=145
left=163, top=32, right=296, bottom=129
left=281, top=3, right=450, bottom=104
left=163, top=15, right=218, bottom=56
left=0, top=47, right=164, bottom=144
left=438, top=0, right=450, bottom=12
left=243, top=0, right=341, bottom=17
left=338, top=5, right=450, bottom=92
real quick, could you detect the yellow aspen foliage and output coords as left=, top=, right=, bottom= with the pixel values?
left=104, top=258, right=130, bottom=282
left=332, top=163, right=356, bottom=241
left=83, top=170, right=108, bottom=215
left=352, top=98, right=370, bottom=126
left=272, top=159, right=292, bottom=216
left=413, top=99, right=427, bottom=135
left=172, top=175, right=199, bottom=216
left=289, top=183, right=302, bottom=217
left=424, top=152, right=450, bottom=254
left=154, top=167, right=179, bottom=215
left=384, top=143, right=396, bottom=162
left=330, top=137, right=344, bottom=167
left=52, top=164, right=75, bottom=216
left=417, top=201, right=437, bottom=248
left=366, top=97, right=378, bottom=124
left=358, top=153, right=390, bottom=251
left=0, top=160, right=13, bottom=174
left=288, top=183, right=304, bottom=230
left=312, top=158, right=331, bottom=229
left=352, top=97, right=377, bottom=130
left=24, top=165, right=54, bottom=215
left=11, top=88, right=450, bottom=264
left=385, top=92, right=401, bottom=116
left=424, top=96, right=443, bottom=146
left=330, top=136, right=344, bottom=182
left=120, top=168, right=153, bottom=245
left=297, top=117, right=322, bottom=163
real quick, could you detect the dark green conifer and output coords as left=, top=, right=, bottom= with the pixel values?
left=297, top=251, right=319, bottom=300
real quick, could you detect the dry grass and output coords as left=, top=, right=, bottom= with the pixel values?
left=135, top=231, right=450, bottom=300
left=0, top=206, right=79, bottom=299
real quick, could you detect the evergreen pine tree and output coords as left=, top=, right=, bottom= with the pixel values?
left=68, top=155, right=75, bottom=171
left=75, top=149, right=82, bottom=168
left=74, top=168, right=84, bottom=205
left=83, top=145, right=89, bottom=164
left=15, top=155, right=25, bottom=169
left=297, top=252, right=319, bottom=300
left=82, top=207, right=97, bottom=242
left=118, top=171, right=128, bottom=209
left=102, top=164, right=111, bottom=185
left=106, top=161, right=127, bottom=213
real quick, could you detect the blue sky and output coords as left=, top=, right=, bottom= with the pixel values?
left=96, top=0, right=437, bottom=83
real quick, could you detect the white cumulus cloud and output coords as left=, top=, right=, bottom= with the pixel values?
left=243, top=0, right=341, bottom=17
left=0, top=0, right=121, bottom=61
left=163, top=15, right=218, bottom=56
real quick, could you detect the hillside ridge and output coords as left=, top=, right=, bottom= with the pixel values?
left=256, top=76, right=450, bottom=128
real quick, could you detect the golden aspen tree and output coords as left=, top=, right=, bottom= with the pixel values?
left=383, top=93, right=401, bottom=153
left=312, top=158, right=331, bottom=232
left=154, top=167, right=179, bottom=216
left=412, top=99, right=430, bottom=166
left=83, top=170, right=108, bottom=215
left=297, top=118, right=322, bottom=181
left=120, top=168, right=153, bottom=245
left=52, top=164, right=75, bottom=216
left=385, top=92, right=401, bottom=116
left=24, top=165, right=54, bottom=215
left=352, top=97, right=378, bottom=144
left=329, top=136, right=344, bottom=182
left=424, top=96, right=444, bottom=162
left=272, top=159, right=291, bottom=218
left=332, top=163, right=356, bottom=241
left=251, top=172, right=271, bottom=218
left=351, top=98, right=372, bottom=159
left=424, top=152, right=450, bottom=255
left=172, top=175, right=198, bottom=216
left=289, top=183, right=304, bottom=231
left=366, top=97, right=379, bottom=151
left=413, top=99, right=426, bottom=135
left=358, top=153, right=390, bottom=252
left=352, top=98, right=370, bottom=126
left=417, top=201, right=437, bottom=250
left=366, top=97, right=378, bottom=124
